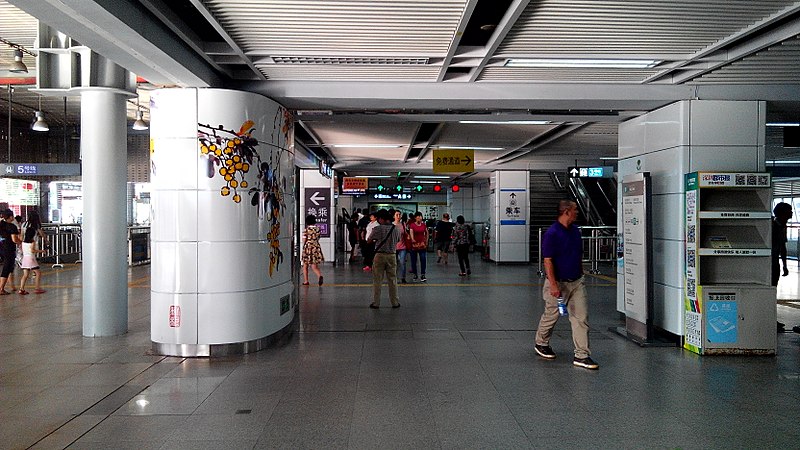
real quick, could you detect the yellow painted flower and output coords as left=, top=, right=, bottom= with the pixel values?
left=214, top=149, right=222, bottom=156
left=235, top=162, right=243, bottom=170
left=221, top=186, right=230, bottom=196
left=233, top=155, right=241, bottom=163
left=230, top=180, right=238, bottom=188
left=201, top=145, right=209, bottom=154
left=227, top=141, right=235, bottom=148
left=225, top=174, right=233, bottom=181
left=219, top=167, right=226, bottom=176
left=233, top=194, right=241, bottom=203
left=242, top=163, right=250, bottom=172
left=241, top=181, right=248, bottom=188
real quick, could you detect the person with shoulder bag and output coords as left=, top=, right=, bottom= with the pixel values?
left=408, top=211, right=429, bottom=282
left=394, top=211, right=410, bottom=283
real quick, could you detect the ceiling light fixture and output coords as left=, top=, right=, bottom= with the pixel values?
left=413, top=175, right=451, bottom=179
left=434, top=146, right=502, bottom=151
left=330, top=144, right=404, bottom=148
left=132, top=95, right=149, bottom=130
left=31, top=96, right=49, bottom=132
left=459, top=120, right=551, bottom=125
left=766, top=122, right=800, bottom=127
left=1, top=37, right=35, bottom=73
left=504, top=58, right=660, bottom=69
left=10, top=49, right=27, bottom=73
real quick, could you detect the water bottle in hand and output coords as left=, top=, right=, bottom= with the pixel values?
left=557, top=296, right=568, bottom=317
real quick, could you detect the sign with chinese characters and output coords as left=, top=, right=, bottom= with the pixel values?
left=373, top=193, right=413, bottom=200
left=706, top=293, right=737, bottom=343
left=0, top=163, right=81, bottom=176
left=499, top=188, right=526, bottom=225
left=0, top=178, right=40, bottom=206
left=568, top=166, right=613, bottom=178
left=304, top=188, right=331, bottom=237
left=621, top=173, right=653, bottom=342
left=695, top=172, right=770, bottom=188
left=433, top=149, right=474, bottom=173
left=342, top=177, right=368, bottom=195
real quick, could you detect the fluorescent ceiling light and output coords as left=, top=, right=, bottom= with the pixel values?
left=505, top=58, right=660, bottom=69
left=459, top=120, right=550, bottom=125
left=599, top=157, right=619, bottom=160
left=766, top=160, right=800, bottom=164
left=434, top=146, right=502, bottom=150
left=359, top=175, right=392, bottom=178
left=766, top=122, right=800, bottom=127
left=412, top=180, right=441, bottom=184
left=330, top=144, right=403, bottom=148
left=413, top=175, right=451, bottom=179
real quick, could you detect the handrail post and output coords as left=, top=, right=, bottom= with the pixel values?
left=52, top=224, right=63, bottom=268
left=537, top=227, right=544, bottom=276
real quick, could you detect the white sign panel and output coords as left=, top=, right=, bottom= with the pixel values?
left=622, top=175, right=648, bottom=325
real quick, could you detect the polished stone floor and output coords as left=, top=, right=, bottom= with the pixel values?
left=1, top=255, right=799, bottom=449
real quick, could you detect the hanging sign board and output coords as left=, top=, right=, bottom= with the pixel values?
left=433, top=149, right=474, bottom=173
left=304, top=188, right=331, bottom=237
left=342, top=177, right=368, bottom=195
left=0, top=163, right=81, bottom=177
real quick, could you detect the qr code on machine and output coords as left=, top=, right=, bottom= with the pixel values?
left=747, top=174, right=757, bottom=185
left=758, top=175, right=768, bottom=186
left=687, top=225, right=696, bottom=243
left=736, top=174, right=746, bottom=185
left=687, top=278, right=696, bottom=298
left=687, top=250, right=696, bottom=268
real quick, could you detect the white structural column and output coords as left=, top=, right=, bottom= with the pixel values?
left=81, top=89, right=129, bottom=336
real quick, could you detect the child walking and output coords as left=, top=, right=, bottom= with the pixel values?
left=18, top=226, right=45, bottom=295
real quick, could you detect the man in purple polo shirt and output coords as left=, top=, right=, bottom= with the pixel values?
left=534, top=200, right=599, bottom=370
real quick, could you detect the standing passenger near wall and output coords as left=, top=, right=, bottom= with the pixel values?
left=534, top=200, right=599, bottom=370
left=408, top=212, right=428, bottom=282
left=368, top=209, right=402, bottom=309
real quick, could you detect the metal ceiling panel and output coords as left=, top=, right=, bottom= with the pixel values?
left=478, top=67, right=661, bottom=82
left=435, top=122, right=558, bottom=149
left=202, top=0, right=467, bottom=56
left=496, top=0, right=798, bottom=57
left=692, top=36, right=800, bottom=84
left=257, top=65, right=442, bottom=81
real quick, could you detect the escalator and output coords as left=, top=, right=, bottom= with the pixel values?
left=568, top=177, right=617, bottom=227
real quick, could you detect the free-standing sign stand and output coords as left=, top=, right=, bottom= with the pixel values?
left=612, top=173, right=672, bottom=346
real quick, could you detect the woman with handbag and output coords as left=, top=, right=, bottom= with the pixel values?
left=408, top=211, right=428, bottom=282
left=394, top=211, right=410, bottom=283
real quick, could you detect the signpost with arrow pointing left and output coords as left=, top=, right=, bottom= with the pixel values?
left=304, top=188, right=331, bottom=237
left=433, top=149, right=474, bottom=173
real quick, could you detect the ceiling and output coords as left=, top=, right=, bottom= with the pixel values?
left=3, top=0, right=800, bottom=183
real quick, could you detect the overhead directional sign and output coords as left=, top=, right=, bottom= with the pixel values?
left=0, top=163, right=81, bottom=177
left=433, top=149, right=474, bottom=173
left=568, top=166, right=614, bottom=178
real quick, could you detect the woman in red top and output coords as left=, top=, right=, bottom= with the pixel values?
left=408, top=211, right=428, bottom=282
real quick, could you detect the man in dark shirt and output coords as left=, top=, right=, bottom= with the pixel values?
left=772, top=202, right=792, bottom=332
left=534, top=200, right=598, bottom=370
left=0, top=209, right=21, bottom=295
left=434, top=213, right=455, bottom=264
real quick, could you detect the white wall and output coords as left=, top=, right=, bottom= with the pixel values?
left=617, top=100, right=766, bottom=335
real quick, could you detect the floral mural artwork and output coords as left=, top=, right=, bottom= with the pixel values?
left=198, top=116, right=290, bottom=277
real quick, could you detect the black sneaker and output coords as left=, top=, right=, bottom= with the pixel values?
left=466, top=269, right=471, bottom=275
left=573, top=356, right=599, bottom=370
left=401, top=278, right=407, bottom=284
left=412, top=275, right=418, bottom=282
left=534, top=345, right=556, bottom=359
left=420, top=275, right=427, bottom=282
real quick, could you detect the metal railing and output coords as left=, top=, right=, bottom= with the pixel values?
left=537, top=226, right=618, bottom=276
left=37, top=224, right=151, bottom=268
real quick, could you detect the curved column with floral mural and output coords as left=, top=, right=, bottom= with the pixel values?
left=149, top=88, right=295, bottom=356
